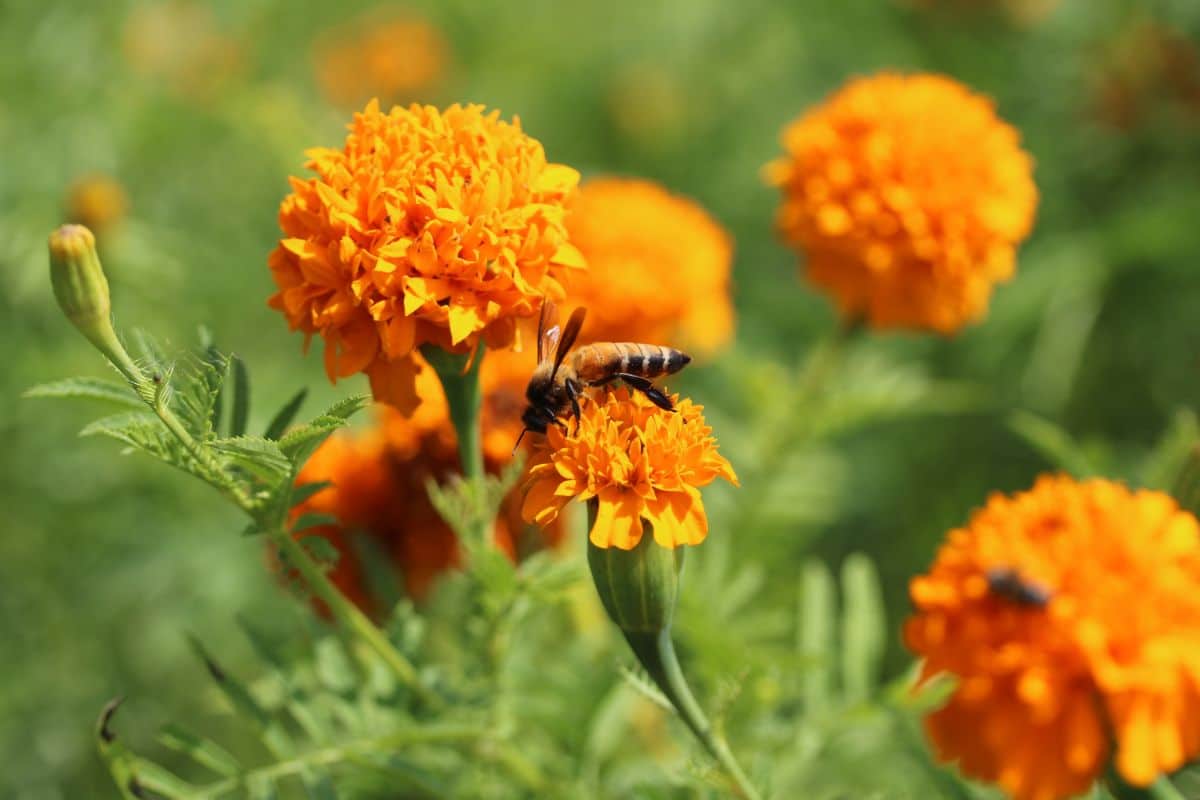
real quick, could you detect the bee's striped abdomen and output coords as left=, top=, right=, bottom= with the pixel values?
left=617, top=343, right=690, bottom=378
left=571, top=342, right=692, bottom=385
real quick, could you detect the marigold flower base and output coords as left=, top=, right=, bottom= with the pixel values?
left=766, top=72, right=1038, bottom=333
left=906, top=475, right=1200, bottom=800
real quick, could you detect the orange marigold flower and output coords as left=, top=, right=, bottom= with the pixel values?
left=765, top=73, right=1037, bottom=334
left=286, top=350, right=561, bottom=613
left=65, top=173, right=129, bottom=233
left=522, top=387, right=737, bottom=550
left=313, top=11, right=448, bottom=108
left=905, top=475, right=1200, bottom=800
left=268, top=100, right=585, bottom=414
left=565, top=177, right=734, bottom=355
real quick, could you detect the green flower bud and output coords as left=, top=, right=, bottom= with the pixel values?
left=586, top=500, right=684, bottom=634
left=47, top=225, right=142, bottom=384
left=49, top=224, right=110, bottom=329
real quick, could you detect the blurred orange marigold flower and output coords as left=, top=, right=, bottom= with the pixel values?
left=522, top=387, right=737, bottom=550
left=268, top=100, right=585, bottom=414
left=66, top=174, right=129, bottom=233
left=905, top=475, right=1200, bottom=800
left=287, top=353, right=561, bottom=612
left=314, top=12, right=448, bottom=108
left=765, top=72, right=1037, bottom=334
left=565, top=177, right=735, bottom=355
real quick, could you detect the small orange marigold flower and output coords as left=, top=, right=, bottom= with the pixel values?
left=313, top=12, right=448, bottom=108
left=905, top=475, right=1200, bottom=800
left=522, top=387, right=737, bottom=550
left=565, top=177, right=734, bottom=355
left=268, top=100, right=585, bottom=413
left=765, top=72, right=1037, bottom=334
left=66, top=173, right=129, bottom=233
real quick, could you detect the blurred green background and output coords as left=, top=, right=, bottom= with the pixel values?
left=3, top=0, right=1200, bottom=795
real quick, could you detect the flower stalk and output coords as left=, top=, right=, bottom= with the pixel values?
left=587, top=503, right=761, bottom=800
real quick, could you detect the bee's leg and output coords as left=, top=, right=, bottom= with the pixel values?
left=565, top=378, right=583, bottom=421
left=615, top=373, right=675, bottom=411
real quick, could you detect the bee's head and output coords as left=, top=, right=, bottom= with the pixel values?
left=521, top=404, right=551, bottom=435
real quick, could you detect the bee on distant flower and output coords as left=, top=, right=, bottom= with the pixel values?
left=986, top=567, right=1052, bottom=607
left=518, top=301, right=691, bottom=443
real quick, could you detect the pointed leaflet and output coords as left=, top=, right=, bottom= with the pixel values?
left=212, top=436, right=291, bottom=484
left=840, top=553, right=885, bottom=703
left=799, top=559, right=836, bottom=712
left=229, top=355, right=250, bottom=437
left=157, top=723, right=241, bottom=777
left=24, top=376, right=143, bottom=408
left=265, top=388, right=307, bottom=439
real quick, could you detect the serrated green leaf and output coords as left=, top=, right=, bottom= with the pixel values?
left=320, top=394, right=370, bottom=421
left=799, top=559, right=836, bottom=713
left=79, top=411, right=160, bottom=439
left=265, top=388, right=307, bottom=439
left=1008, top=410, right=1096, bottom=477
left=292, top=512, right=340, bottom=533
left=840, top=553, right=885, bottom=704
left=278, top=419, right=347, bottom=464
left=213, top=436, right=291, bottom=483
left=158, top=723, right=240, bottom=777
left=297, top=532, right=341, bottom=566
left=24, top=377, right=143, bottom=408
left=229, top=356, right=250, bottom=437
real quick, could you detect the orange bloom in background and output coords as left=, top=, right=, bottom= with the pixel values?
left=905, top=475, right=1200, bottom=800
left=522, top=387, right=737, bottom=550
left=268, top=101, right=585, bottom=414
left=288, top=350, right=562, bottom=613
left=565, top=177, right=735, bottom=356
left=314, top=11, right=448, bottom=109
left=121, top=0, right=241, bottom=100
left=765, top=72, right=1037, bottom=334
left=65, top=174, right=129, bottom=233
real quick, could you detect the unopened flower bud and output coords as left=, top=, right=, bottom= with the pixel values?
left=587, top=503, right=683, bottom=635
left=47, top=225, right=142, bottom=384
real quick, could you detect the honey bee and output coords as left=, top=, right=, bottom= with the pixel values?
left=518, top=300, right=691, bottom=441
left=985, top=567, right=1051, bottom=608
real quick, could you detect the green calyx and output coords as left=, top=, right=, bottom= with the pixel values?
left=586, top=500, right=684, bottom=634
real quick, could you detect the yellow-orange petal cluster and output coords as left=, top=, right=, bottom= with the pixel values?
left=905, top=475, right=1200, bottom=800
left=268, top=100, right=585, bottom=413
left=65, top=173, right=129, bottom=233
left=565, top=177, right=735, bottom=356
left=285, top=349, right=561, bottom=614
left=313, top=11, right=448, bottom=109
left=522, top=387, right=737, bottom=550
left=765, top=72, right=1037, bottom=334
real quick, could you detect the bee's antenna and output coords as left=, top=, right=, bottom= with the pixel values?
left=512, top=427, right=529, bottom=456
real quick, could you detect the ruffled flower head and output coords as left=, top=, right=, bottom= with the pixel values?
left=522, top=387, right=737, bottom=550
left=765, top=72, right=1037, bottom=334
left=565, top=177, right=735, bottom=355
left=268, top=100, right=585, bottom=413
left=905, top=475, right=1200, bottom=800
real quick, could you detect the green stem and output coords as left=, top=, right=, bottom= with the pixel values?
left=1106, top=774, right=1187, bottom=800
left=623, top=629, right=762, bottom=800
left=270, top=528, right=440, bottom=708
left=426, top=346, right=485, bottom=485
left=1148, top=777, right=1188, bottom=800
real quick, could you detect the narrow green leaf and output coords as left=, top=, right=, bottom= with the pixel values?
left=840, top=553, right=885, bottom=704
left=186, top=636, right=297, bottom=763
left=265, top=388, right=307, bottom=439
left=24, top=377, right=143, bottom=408
left=158, top=723, right=241, bottom=777
left=128, top=758, right=201, bottom=799
left=292, top=512, right=340, bottom=533
left=799, top=559, right=836, bottom=713
left=1008, top=410, right=1096, bottom=477
left=298, top=532, right=341, bottom=567
left=247, top=773, right=278, bottom=800
left=207, top=348, right=226, bottom=438
left=291, top=481, right=333, bottom=505
left=230, top=356, right=250, bottom=437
